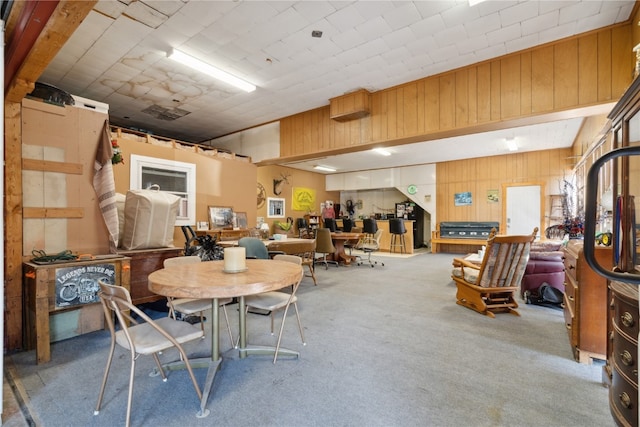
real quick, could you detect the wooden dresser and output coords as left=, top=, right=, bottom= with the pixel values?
left=606, top=281, right=639, bottom=427
left=117, top=247, right=182, bottom=305
left=563, top=240, right=612, bottom=363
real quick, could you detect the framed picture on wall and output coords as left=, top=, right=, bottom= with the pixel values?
left=454, top=192, right=472, bottom=206
left=208, top=206, right=234, bottom=228
left=267, top=197, right=285, bottom=218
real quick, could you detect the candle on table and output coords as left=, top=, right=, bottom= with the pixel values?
left=224, top=247, right=246, bottom=271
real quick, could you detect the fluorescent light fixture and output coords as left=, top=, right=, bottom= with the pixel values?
left=468, top=0, right=487, bottom=6
left=313, top=165, right=336, bottom=172
left=506, top=137, right=518, bottom=151
left=168, top=49, right=256, bottom=93
left=372, top=148, right=391, bottom=156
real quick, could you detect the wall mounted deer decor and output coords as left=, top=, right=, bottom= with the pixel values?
left=273, top=172, right=291, bottom=195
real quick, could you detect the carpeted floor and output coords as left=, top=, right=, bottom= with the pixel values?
left=3, top=251, right=615, bottom=426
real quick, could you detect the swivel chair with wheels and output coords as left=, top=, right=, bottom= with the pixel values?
left=357, top=229, right=384, bottom=267
left=342, top=218, right=353, bottom=232
left=314, top=228, right=339, bottom=269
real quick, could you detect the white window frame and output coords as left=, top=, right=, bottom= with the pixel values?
left=267, top=197, right=285, bottom=218
left=130, top=154, right=196, bottom=226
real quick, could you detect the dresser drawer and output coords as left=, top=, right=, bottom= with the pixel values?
left=563, top=293, right=577, bottom=344
left=610, top=367, right=638, bottom=427
left=564, top=276, right=577, bottom=307
left=612, top=283, right=640, bottom=340
left=563, top=251, right=577, bottom=281
left=612, top=324, right=639, bottom=384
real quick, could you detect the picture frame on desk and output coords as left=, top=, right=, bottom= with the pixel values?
left=234, top=212, right=248, bottom=229
left=196, top=221, right=209, bottom=231
left=208, top=206, right=233, bottom=229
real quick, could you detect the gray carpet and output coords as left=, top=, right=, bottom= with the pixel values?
left=4, top=251, right=614, bottom=427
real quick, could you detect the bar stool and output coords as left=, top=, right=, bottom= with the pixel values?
left=389, top=218, right=407, bottom=254
left=362, top=218, right=378, bottom=241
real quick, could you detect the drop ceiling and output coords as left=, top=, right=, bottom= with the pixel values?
left=38, top=0, right=634, bottom=172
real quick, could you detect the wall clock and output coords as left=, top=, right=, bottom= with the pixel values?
left=257, top=182, right=266, bottom=208
left=407, top=184, right=417, bottom=195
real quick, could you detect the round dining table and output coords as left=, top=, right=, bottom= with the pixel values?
left=329, top=232, right=363, bottom=265
left=148, top=258, right=302, bottom=418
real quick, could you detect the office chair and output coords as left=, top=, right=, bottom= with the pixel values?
left=238, top=237, right=269, bottom=259
left=314, top=228, right=339, bottom=269
left=357, top=229, right=384, bottom=267
left=342, top=218, right=353, bottom=232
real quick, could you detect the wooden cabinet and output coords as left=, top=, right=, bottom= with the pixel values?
left=304, top=214, right=321, bottom=231
left=117, top=247, right=182, bottom=305
left=329, top=89, right=370, bottom=122
left=606, top=281, right=639, bottom=427
left=563, top=240, right=612, bottom=363
left=23, top=257, right=130, bottom=364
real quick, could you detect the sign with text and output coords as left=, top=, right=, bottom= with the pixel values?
left=55, top=263, right=116, bottom=308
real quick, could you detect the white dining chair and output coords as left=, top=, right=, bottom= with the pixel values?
left=164, top=256, right=235, bottom=348
left=242, top=254, right=306, bottom=363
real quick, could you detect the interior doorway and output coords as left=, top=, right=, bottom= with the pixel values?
left=503, top=183, right=544, bottom=237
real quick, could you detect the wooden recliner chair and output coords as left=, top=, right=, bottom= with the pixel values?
left=451, top=227, right=537, bottom=318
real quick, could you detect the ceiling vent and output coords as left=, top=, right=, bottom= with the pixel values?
left=142, top=105, right=191, bottom=121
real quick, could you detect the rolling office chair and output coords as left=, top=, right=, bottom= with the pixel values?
left=341, top=218, right=353, bottom=232
left=314, top=228, right=339, bottom=269
left=357, top=229, right=385, bottom=267
left=238, top=237, right=270, bottom=259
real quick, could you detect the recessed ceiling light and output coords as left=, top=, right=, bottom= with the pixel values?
left=372, top=148, right=391, bottom=156
left=313, top=165, right=336, bottom=172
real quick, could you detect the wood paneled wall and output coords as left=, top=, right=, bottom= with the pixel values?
left=280, top=25, right=633, bottom=159
left=436, top=148, right=572, bottom=231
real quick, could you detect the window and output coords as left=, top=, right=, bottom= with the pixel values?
left=130, top=154, right=196, bottom=226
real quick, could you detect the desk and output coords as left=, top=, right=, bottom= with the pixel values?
left=330, top=232, right=363, bottom=265
left=217, top=237, right=309, bottom=248
left=148, top=259, right=301, bottom=417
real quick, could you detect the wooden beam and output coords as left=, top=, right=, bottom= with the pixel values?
left=22, top=159, right=83, bottom=174
left=23, top=208, right=84, bottom=219
left=5, top=0, right=96, bottom=102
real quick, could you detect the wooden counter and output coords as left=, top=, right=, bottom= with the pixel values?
left=352, top=220, right=414, bottom=254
